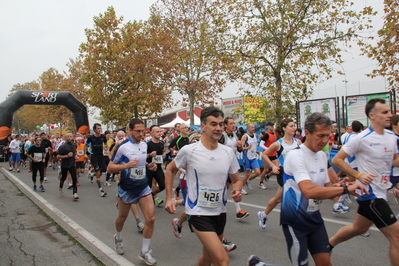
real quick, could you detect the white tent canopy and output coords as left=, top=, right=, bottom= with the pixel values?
left=184, top=115, right=201, bottom=126
left=160, top=115, right=188, bottom=128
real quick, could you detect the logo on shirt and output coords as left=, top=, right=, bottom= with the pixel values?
left=209, top=157, right=215, bottom=161
left=310, top=171, right=317, bottom=175
left=320, top=168, right=325, bottom=173
left=369, top=142, right=381, bottom=146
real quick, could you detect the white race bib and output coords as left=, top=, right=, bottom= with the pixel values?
left=198, top=187, right=223, bottom=208
left=152, top=155, right=163, bottom=164
left=77, top=150, right=84, bottom=156
left=129, top=166, right=146, bottom=180
left=307, top=199, right=322, bottom=212
left=103, top=150, right=109, bottom=156
left=33, top=153, right=43, bottom=162
left=377, top=171, right=392, bottom=189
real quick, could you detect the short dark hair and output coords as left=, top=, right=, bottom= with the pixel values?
left=351, top=120, right=363, bottom=133
left=392, top=115, right=399, bottom=127
left=296, top=128, right=302, bottom=134
left=223, top=117, right=234, bottom=125
left=40, top=132, right=46, bottom=136
left=200, top=107, right=224, bottom=124
left=128, top=118, right=144, bottom=130
left=93, top=123, right=101, bottom=130
left=304, top=112, right=331, bottom=133
left=149, top=125, right=159, bottom=132
left=365, top=98, right=386, bottom=118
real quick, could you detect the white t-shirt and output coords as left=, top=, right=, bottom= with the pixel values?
left=174, top=140, right=240, bottom=216
left=281, top=144, right=329, bottom=229
left=9, top=139, right=21, bottom=153
left=342, top=127, right=397, bottom=201
left=343, top=133, right=358, bottom=169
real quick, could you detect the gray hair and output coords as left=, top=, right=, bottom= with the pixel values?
left=304, top=112, right=331, bottom=133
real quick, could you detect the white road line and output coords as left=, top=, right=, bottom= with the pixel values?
left=2, top=169, right=135, bottom=266
left=229, top=200, right=380, bottom=232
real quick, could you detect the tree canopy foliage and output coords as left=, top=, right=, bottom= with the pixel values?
left=150, top=0, right=233, bottom=125
left=80, top=7, right=175, bottom=127
left=211, top=0, right=375, bottom=122
left=362, top=0, right=398, bottom=91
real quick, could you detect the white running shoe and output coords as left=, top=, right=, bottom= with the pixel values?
left=73, top=193, right=79, bottom=200
left=241, top=187, right=248, bottom=195
left=104, top=181, right=112, bottom=187
left=258, top=211, right=267, bottom=229
left=258, top=183, right=267, bottom=189
left=58, top=187, right=63, bottom=196
left=138, top=250, right=156, bottom=265
left=172, top=218, right=182, bottom=238
left=247, top=180, right=252, bottom=190
left=113, top=234, right=124, bottom=255
left=136, top=221, right=145, bottom=233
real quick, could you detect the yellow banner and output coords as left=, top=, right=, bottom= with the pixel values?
left=244, top=97, right=265, bottom=123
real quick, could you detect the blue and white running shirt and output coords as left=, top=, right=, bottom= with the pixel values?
left=281, top=144, right=329, bottom=230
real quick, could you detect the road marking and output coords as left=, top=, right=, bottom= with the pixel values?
left=2, top=169, right=135, bottom=266
left=229, top=200, right=380, bottom=232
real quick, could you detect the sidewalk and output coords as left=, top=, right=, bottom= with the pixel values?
left=0, top=169, right=103, bottom=266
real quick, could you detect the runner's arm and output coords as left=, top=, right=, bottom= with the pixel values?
left=165, top=160, right=178, bottom=214
left=332, top=149, right=375, bottom=185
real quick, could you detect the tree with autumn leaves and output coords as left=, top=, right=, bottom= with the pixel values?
left=80, top=7, right=176, bottom=127
left=362, top=0, right=398, bottom=92
left=210, top=0, right=376, bottom=123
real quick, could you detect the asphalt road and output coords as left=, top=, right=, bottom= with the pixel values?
left=2, top=162, right=397, bottom=266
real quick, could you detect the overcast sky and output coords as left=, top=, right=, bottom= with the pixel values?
left=0, top=0, right=386, bottom=105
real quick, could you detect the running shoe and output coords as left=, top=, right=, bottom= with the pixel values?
left=44, top=176, right=47, bottom=182
left=113, top=234, right=124, bottom=255
left=104, top=181, right=112, bottom=187
left=172, top=218, right=182, bottom=238
left=99, top=190, right=107, bottom=197
left=333, top=203, right=349, bottom=214
left=137, top=221, right=145, bottom=233
left=9, top=167, right=13, bottom=171
left=58, top=187, right=63, bottom=195
left=138, top=250, right=156, bottom=265
left=241, top=187, right=248, bottom=195
left=258, top=182, right=267, bottom=189
left=361, top=232, right=370, bottom=237
left=236, top=210, right=249, bottom=220
left=33, top=185, right=37, bottom=191
left=154, top=197, right=163, bottom=206
left=222, top=239, right=237, bottom=252
left=247, top=255, right=267, bottom=266
left=13, top=169, right=16, bottom=172
left=73, top=193, right=79, bottom=200
left=16, top=169, right=20, bottom=173
left=258, top=211, right=268, bottom=229
left=67, top=183, right=73, bottom=189
left=39, top=185, right=45, bottom=192
left=247, top=180, right=252, bottom=190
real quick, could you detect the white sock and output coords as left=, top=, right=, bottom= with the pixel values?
left=141, top=238, right=151, bottom=254
left=334, top=203, right=340, bottom=209
left=234, top=202, right=241, bottom=213
left=338, top=195, right=346, bottom=202
left=115, top=231, right=122, bottom=241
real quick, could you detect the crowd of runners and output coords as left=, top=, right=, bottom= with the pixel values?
left=3, top=98, right=399, bottom=266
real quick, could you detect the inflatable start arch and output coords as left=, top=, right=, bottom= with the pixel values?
left=0, top=90, right=90, bottom=146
